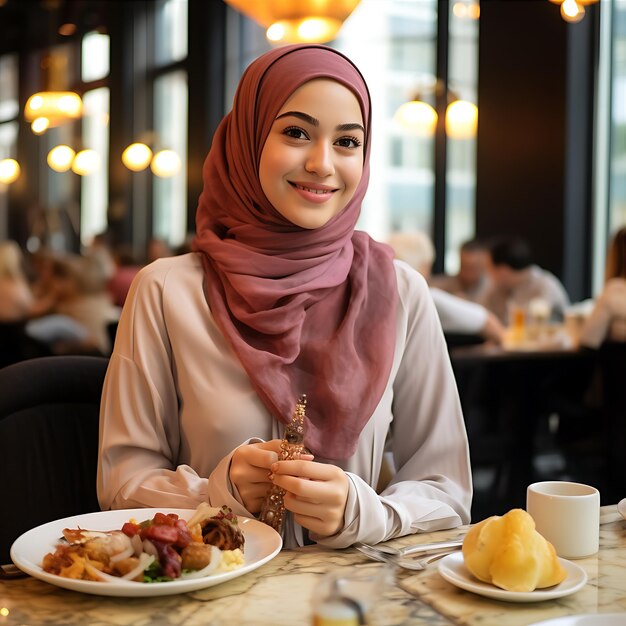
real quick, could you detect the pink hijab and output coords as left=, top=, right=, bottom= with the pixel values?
left=193, top=44, right=398, bottom=459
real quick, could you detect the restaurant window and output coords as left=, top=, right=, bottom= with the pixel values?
left=153, top=70, right=187, bottom=246
left=593, top=0, right=626, bottom=292
left=0, top=54, right=18, bottom=122
left=81, top=31, right=110, bottom=82
left=155, top=0, right=188, bottom=65
left=444, top=1, right=479, bottom=273
left=78, top=31, right=110, bottom=246
left=337, top=0, right=439, bottom=238
left=337, top=0, right=478, bottom=263
left=0, top=54, right=18, bottom=239
left=80, top=87, right=110, bottom=245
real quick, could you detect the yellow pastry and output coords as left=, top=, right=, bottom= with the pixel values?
left=462, top=508, right=567, bottom=592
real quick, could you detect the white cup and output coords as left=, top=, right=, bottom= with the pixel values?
left=526, top=481, right=600, bottom=559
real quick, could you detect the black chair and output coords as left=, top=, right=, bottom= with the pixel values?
left=598, top=341, right=626, bottom=503
left=0, top=355, right=109, bottom=565
left=0, top=321, right=53, bottom=370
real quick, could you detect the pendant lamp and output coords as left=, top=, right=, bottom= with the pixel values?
left=224, top=0, right=362, bottom=44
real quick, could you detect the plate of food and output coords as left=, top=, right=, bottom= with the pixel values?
left=10, top=504, right=282, bottom=597
left=438, top=552, right=587, bottom=602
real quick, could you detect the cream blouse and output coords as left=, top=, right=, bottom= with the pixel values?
left=97, top=253, right=472, bottom=549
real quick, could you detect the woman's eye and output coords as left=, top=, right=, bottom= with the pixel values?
left=335, top=136, right=362, bottom=149
left=283, top=126, right=308, bottom=140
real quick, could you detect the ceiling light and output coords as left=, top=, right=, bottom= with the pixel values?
left=151, top=150, right=181, bottom=178
left=224, top=0, right=361, bottom=44
left=71, top=149, right=100, bottom=176
left=47, top=145, right=76, bottom=172
left=24, top=91, right=82, bottom=130
left=0, top=159, right=20, bottom=184
left=122, top=143, right=153, bottom=172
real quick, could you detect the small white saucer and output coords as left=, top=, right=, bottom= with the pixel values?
left=437, top=552, right=587, bottom=603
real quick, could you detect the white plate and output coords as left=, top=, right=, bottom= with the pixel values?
left=10, top=508, right=282, bottom=597
left=617, top=498, right=626, bottom=520
left=437, top=552, right=587, bottom=602
left=528, top=615, right=626, bottom=626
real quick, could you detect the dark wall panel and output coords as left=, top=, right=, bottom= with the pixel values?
left=476, top=0, right=568, bottom=277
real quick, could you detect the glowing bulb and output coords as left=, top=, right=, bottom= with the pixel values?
left=467, top=2, right=480, bottom=19
left=394, top=101, right=438, bottom=137
left=453, top=3, right=467, bottom=18
left=58, top=94, right=81, bottom=115
left=47, top=145, right=76, bottom=172
left=71, top=149, right=100, bottom=175
left=445, top=100, right=478, bottom=139
left=29, top=95, right=43, bottom=110
left=266, top=22, right=286, bottom=42
left=151, top=150, right=181, bottom=178
left=122, top=143, right=153, bottom=171
left=0, top=158, right=20, bottom=184
left=297, top=17, right=339, bottom=42
left=561, top=0, right=585, bottom=22
left=24, top=92, right=82, bottom=128
left=31, top=117, right=50, bottom=134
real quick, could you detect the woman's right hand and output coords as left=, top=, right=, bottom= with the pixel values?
left=229, top=440, right=314, bottom=514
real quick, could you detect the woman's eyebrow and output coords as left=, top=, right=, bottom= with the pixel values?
left=275, top=110, right=364, bottom=134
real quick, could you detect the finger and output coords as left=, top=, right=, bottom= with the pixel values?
left=283, top=493, right=324, bottom=518
left=239, top=483, right=273, bottom=503
left=271, top=459, right=335, bottom=480
left=230, top=464, right=273, bottom=486
left=292, top=513, right=339, bottom=537
left=253, top=439, right=283, bottom=453
left=240, top=444, right=280, bottom=469
left=270, top=474, right=327, bottom=501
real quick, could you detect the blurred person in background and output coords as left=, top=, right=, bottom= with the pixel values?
left=26, top=253, right=119, bottom=355
left=0, top=240, right=34, bottom=322
left=107, top=244, right=143, bottom=308
left=146, top=237, right=173, bottom=264
left=387, top=231, right=504, bottom=344
left=430, top=238, right=490, bottom=303
left=481, top=236, right=570, bottom=325
left=580, top=226, right=626, bottom=348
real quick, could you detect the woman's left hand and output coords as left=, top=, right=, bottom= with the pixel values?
left=268, top=460, right=349, bottom=538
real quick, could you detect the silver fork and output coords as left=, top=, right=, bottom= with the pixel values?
left=355, top=543, right=460, bottom=571
left=355, top=537, right=463, bottom=558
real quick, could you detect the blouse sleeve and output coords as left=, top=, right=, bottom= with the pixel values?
left=313, top=263, right=472, bottom=548
left=96, top=261, right=249, bottom=515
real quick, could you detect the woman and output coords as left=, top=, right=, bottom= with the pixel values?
left=580, top=226, right=626, bottom=348
left=98, top=44, right=472, bottom=549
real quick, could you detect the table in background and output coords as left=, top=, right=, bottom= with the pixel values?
left=1, top=505, right=625, bottom=626
left=449, top=342, right=599, bottom=515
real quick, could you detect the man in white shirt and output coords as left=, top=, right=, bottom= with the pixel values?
left=481, top=237, right=570, bottom=324
left=387, top=231, right=504, bottom=344
left=430, top=238, right=490, bottom=303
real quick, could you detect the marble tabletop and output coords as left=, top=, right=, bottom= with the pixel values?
left=1, top=505, right=624, bottom=626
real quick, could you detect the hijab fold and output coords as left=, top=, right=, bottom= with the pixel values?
left=193, top=44, right=398, bottom=459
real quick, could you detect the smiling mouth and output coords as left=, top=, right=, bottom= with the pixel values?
left=289, top=182, right=336, bottom=195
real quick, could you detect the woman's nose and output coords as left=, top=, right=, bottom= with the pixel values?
left=305, top=142, right=335, bottom=177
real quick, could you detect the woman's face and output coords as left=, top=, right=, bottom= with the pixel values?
left=259, top=78, right=365, bottom=230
